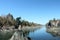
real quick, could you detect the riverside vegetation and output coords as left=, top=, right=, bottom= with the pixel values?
left=0, top=13, right=41, bottom=29
left=0, top=13, right=41, bottom=40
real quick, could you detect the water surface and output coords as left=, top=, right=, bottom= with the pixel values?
left=28, top=26, right=60, bottom=40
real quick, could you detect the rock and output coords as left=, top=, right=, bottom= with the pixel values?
left=9, top=30, right=24, bottom=40
left=9, top=30, right=29, bottom=40
left=46, top=27, right=60, bottom=36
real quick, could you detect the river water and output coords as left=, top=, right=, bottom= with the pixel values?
left=28, top=26, right=60, bottom=40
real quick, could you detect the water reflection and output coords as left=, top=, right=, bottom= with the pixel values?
left=0, top=31, right=14, bottom=40
left=28, top=26, right=60, bottom=40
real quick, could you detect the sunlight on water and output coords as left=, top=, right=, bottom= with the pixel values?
left=28, top=26, right=60, bottom=40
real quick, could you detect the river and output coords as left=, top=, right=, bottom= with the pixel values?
left=28, top=26, right=60, bottom=40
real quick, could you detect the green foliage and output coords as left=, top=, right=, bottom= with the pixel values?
left=0, top=13, right=41, bottom=29
left=15, top=17, right=21, bottom=29
left=16, top=17, right=21, bottom=25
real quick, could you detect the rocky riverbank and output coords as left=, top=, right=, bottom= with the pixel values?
left=46, top=27, right=60, bottom=36
left=0, top=26, right=42, bottom=40
left=46, top=19, right=60, bottom=36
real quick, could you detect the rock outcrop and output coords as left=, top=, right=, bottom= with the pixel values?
left=9, top=30, right=28, bottom=40
left=46, top=19, right=60, bottom=36
left=46, top=19, right=60, bottom=28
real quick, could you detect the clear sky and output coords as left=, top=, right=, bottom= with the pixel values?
left=0, top=0, right=60, bottom=24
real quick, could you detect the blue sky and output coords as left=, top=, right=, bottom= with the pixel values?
left=0, top=0, right=60, bottom=24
